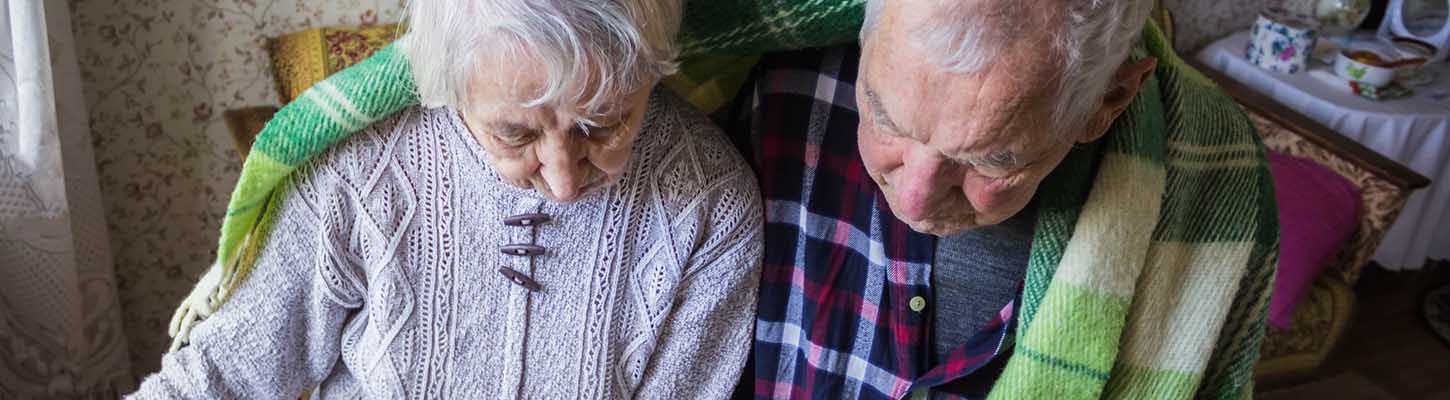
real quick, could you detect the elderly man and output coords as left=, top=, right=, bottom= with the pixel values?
left=729, top=0, right=1275, bottom=399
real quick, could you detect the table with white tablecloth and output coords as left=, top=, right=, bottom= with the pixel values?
left=1197, top=31, right=1450, bottom=270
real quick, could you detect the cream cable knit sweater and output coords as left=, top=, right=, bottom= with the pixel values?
left=132, top=91, right=763, bottom=399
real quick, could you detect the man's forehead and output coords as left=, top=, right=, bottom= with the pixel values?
left=868, top=48, right=1059, bottom=143
left=901, top=0, right=1065, bottom=31
left=932, top=62, right=1057, bottom=128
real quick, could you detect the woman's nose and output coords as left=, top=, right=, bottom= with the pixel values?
left=538, top=135, right=590, bottom=201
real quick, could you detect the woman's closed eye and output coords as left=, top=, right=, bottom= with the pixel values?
left=493, top=129, right=539, bottom=147
left=587, top=124, right=623, bottom=141
left=578, top=120, right=629, bottom=146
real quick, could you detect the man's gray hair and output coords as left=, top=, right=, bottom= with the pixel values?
left=403, top=0, right=682, bottom=121
left=862, top=0, right=1155, bottom=136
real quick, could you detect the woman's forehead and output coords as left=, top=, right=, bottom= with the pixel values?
left=470, top=43, right=647, bottom=119
left=466, top=85, right=638, bottom=131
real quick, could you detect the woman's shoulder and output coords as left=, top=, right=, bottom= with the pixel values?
left=633, top=91, right=761, bottom=223
left=282, top=106, right=458, bottom=204
left=296, top=106, right=456, bottom=179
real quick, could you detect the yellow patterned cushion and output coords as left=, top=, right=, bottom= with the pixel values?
left=268, top=24, right=402, bottom=104
left=223, top=24, right=400, bottom=157
left=222, top=106, right=278, bottom=160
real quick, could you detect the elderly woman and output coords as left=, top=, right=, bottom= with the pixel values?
left=131, top=0, right=761, bottom=398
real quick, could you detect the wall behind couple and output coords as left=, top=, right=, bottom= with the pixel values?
left=68, top=0, right=406, bottom=376
left=66, top=0, right=1255, bottom=380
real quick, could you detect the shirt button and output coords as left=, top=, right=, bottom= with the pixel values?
left=909, top=296, right=926, bottom=312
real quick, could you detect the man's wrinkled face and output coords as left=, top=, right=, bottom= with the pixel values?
left=856, top=5, right=1076, bottom=236
left=459, top=54, right=653, bottom=203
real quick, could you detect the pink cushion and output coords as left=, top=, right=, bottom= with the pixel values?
left=1267, top=151, right=1361, bottom=329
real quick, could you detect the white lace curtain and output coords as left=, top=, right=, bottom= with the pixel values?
left=0, top=0, right=132, bottom=397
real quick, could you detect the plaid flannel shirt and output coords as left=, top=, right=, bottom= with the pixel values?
left=727, top=45, right=1020, bottom=400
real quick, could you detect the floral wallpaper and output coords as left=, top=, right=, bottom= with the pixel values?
left=67, top=0, right=405, bottom=377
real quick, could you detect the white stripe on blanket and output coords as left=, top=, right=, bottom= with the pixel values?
left=1054, top=152, right=1165, bottom=297
left=1118, top=240, right=1251, bottom=373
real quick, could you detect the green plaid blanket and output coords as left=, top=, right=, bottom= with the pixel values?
left=988, top=24, right=1276, bottom=400
left=170, top=2, right=1276, bottom=399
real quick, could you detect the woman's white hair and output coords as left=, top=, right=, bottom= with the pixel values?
left=403, top=0, right=682, bottom=122
left=862, top=0, right=1155, bottom=137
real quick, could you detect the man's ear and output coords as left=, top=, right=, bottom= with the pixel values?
left=1078, top=56, right=1158, bottom=143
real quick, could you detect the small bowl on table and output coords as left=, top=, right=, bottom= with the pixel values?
left=1334, top=50, right=1397, bottom=88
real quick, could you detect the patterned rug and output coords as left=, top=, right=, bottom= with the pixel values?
left=1427, top=283, right=1450, bottom=346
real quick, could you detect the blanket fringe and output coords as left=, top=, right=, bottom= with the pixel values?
left=167, top=262, right=225, bottom=352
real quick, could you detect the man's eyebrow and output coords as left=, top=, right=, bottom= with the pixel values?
left=954, top=149, right=1021, bottom=170
left=862, top=81, right=903, bottom=134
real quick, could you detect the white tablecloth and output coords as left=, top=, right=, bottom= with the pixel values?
left=1198, top=31, right=1450, bottom=270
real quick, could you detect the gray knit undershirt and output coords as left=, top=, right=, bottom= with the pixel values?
left=930, top=202, right=1036, bottom=363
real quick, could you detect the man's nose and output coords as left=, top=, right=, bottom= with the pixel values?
left=892, top=149, right=955, bottom=221
left=538, top=135, right=590, bottom=201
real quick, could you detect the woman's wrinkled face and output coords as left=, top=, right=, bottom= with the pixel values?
left=459, top=58, right=654, bottom=203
